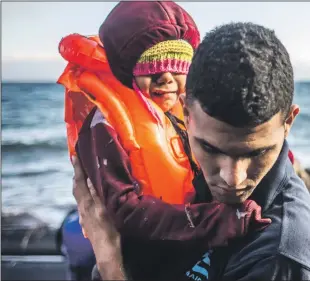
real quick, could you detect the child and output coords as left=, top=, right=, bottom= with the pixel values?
left=58, top=1, right=270, bottom=279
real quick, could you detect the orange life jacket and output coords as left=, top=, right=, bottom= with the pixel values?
left=57, top=34, right=195, bottom=204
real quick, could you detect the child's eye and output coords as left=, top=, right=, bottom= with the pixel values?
left=151, top=74, right=162, bottom=82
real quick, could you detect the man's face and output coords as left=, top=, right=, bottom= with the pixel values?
left=185, top=100, right=299, bottom=204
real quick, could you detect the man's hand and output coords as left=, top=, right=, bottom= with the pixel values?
left=72, top=156, right=126, bottom=280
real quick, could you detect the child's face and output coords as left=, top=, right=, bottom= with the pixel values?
left=135, top=72, right=186, bottom=112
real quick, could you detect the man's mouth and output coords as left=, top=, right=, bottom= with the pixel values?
left=215, top=185, right=253, bottom=196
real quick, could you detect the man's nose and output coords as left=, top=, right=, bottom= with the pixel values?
left=220, top=158, right=248, bottom=188
left=156, top=72, right=174, bottom=85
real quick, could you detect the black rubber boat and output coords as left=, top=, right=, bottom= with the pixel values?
left=1, top=209, right=74, bottom=281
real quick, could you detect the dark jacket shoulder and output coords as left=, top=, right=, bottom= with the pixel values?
left=222, top=149, right=310, bottom=280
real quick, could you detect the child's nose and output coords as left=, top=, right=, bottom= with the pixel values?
left=156, top=72, right=174, bottom=86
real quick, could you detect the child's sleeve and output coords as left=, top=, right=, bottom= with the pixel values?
left=77, top=109, right=271, bottom=249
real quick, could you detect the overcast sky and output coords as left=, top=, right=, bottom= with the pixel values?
left=2, top=2, right=310, bottom=82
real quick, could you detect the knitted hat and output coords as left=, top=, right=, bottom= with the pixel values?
left=99, top=1, right=200, bottom=88
left=133, top=39, right=194, bottom=76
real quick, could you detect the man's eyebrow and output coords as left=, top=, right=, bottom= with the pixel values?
left=244, top=144, right=277, bottom=157
left=195, top=137, right=277, bottom=157
left=195, top=137, right=225, bottom=154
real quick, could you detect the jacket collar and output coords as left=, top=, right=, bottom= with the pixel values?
left=250, top=140, right=292, bottom=212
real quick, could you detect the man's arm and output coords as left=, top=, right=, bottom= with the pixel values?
left=72, top=156, right=127, bottom=281
left=95, top=249, right=127, bottom=280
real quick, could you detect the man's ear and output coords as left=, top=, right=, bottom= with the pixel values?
left=284, top=104, right=300, bottom=138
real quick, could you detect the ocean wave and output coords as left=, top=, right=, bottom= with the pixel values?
left=2, top=125, right=67, bottom=144
left=2, top=154, right=73, bottom=180
left=2, top=140, right=67, bottom=153
left=2, top=168, right=61, bottom=178
left=2, top=125, right=68, bottom=154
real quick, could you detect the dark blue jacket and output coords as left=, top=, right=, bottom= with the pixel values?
left=184, top=140, right=310, bottom=281
left=77, top=107, right=310, bottom=280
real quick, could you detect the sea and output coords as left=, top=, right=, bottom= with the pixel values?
left=2, top=81, right=310, bottom=227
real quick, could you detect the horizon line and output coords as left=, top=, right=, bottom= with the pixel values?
left=2, top=79, right=310, bottom=84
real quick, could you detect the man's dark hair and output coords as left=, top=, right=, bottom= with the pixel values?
left=186, top=22, right=294, bottom=127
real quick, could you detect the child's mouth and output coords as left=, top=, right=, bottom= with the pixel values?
left=151, top=91, right=177, bottom=97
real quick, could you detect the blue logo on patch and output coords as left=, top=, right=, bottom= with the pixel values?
left=186, top=250, right=213, bottom=280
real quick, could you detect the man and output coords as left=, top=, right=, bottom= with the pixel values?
left=73, top=22, right=310, bottom=280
